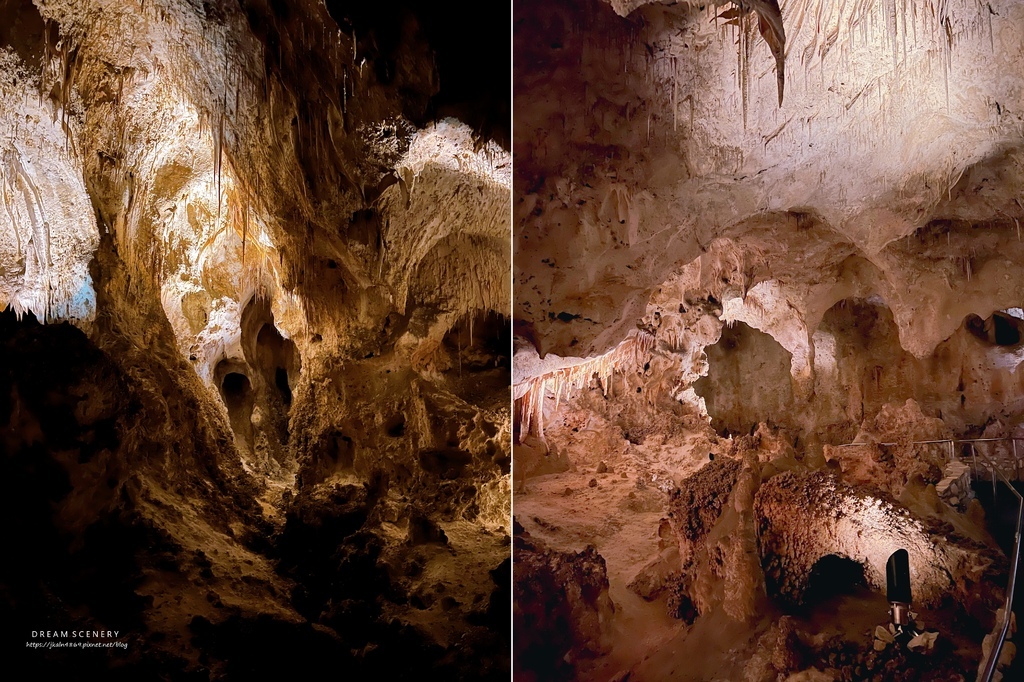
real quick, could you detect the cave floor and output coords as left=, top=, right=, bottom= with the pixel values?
left=515, top=444, right=692, bottom=681
left=133, top=479, right=302, bottom=669
left=516, top=441, right=988, bottom=681
left=386, top=518, right=509, bottom=647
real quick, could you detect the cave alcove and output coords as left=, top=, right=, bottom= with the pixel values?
left=802, top=554, right=870, bottom=606
left=692, top=321, right=795, bottom=436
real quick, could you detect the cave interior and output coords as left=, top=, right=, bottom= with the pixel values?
left=512, top=0, right=1024, bottom=681
left=0, top=0, right=510, bottom=679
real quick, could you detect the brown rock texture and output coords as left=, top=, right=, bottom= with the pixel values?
left=0, top=0, right=509, bottom=679
left=754, top=470, right=1002, bottom=611
left=513, top=521, right=615, bottom=681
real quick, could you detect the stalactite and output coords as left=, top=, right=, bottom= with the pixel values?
left=215, top=108, right=224, bottom=219
left=0, top=169, right=22, bottom=264
left=515, top=330, right=656, bottom=443
left=739, top=16, right=748, bottom=130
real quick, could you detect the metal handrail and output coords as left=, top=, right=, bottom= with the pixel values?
left=839, top=437, right=1022, bottom=681
left=972, top=446, right=1022, bottom=682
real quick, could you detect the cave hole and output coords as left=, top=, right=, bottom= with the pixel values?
left=214, top=360, right=255, bottom=454
left=803, top=554, right=867, bottom=604
left=820, top=296, right=894, bottom=350
left=256, top=323, right=300, bottom=407
left=419, top=447, right=473, bottom=480
left=442, top=310, right=512, bottom=371
left=221, top=372, right=252, bottom=410
left=239, top=297, right=301, bottom=456
left=386, top=413, right=407, bottom=438
left=331, top=432, right=355, bottom=470
left=692, top=321, right=794, bottom=435
left=817, top=297, right=919, bottom=428
left=275, top=366, right=292, bottom=406
left=965, top=311, right=1024, bottom=348
left=324, top=0, right=509, bottom=146
left=0, top=0, right=46, bottom=67
left=240, top=292, right=301, bottom=410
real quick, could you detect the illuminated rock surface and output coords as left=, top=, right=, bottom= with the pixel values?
left=514, top=0, right=1024, bottom=679
left=1, top=0, right=509, bottom=678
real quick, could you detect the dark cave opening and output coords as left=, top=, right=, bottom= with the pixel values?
left=221, top=371, right=252, bottom=409
left=330, top=431, right=356, bottom=471
left=993, top=314, right=1020, bottom=346
left=256, top=322, right=299, bottom=408
left=385, top=412, right=407, bottom=437
left=238, top=297, right=301, bottom=458
left=324, top=0, right=510, bottom=146
left=442, top=310, right=512, bottom=371
left=215, top=361, right=256, bottom=454
left=821, top=298, right=895, bottom=350
left=965, top=312, right=1024, bottom=348
left=439, top=311, right=511, bottom=413
left=0, top=0, right=44, bottom=66
left=275, top=366, right=292, bottom=406
left=240, top=298, right=302, bottom=391
left=803, top=555, right=868, bottom=605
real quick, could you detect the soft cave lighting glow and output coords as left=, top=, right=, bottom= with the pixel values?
left=755, top=470, right=991, bottom=609
left=1, top=0, right=511, bottom=679
left=400, top=119, right=510, bottom=188
left=0, top=137, right=99, bottom=324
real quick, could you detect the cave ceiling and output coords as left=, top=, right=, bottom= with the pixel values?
left=514, top=0, right=1024, bottom=369
left=0, top=0, right=510, bottom=371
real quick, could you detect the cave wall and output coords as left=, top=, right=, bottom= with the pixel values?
left=0, top=0, right=511, bottom=678
left=694, top=321, right=795, bottom=435
left=754, top=470, right=1002, bottom=610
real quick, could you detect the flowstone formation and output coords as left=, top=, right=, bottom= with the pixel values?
left=514, top=0, right=1024, bottom=679
left=1, top=0, right=510, bottom=679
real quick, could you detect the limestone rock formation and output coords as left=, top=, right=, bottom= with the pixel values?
left=754, top=470, right=1003, bottom=611
left=512, top=521, right=615, bottom=681
left=2, top=0, right=509, bottom=678
left=514, top=8, right=1024, bottom=678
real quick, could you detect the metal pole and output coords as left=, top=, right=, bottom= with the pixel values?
left=976, top=453, right=1023, bottom=682
left=1014, top=439, right=1019, bottom=481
